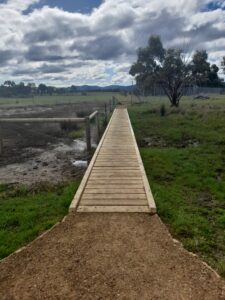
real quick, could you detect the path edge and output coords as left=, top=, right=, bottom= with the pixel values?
left=69, top=109, right=116, bottom=213
left=127, top=109, right=157, bottom=214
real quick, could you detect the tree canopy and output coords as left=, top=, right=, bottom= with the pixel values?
left=221, top=57, right=225, bottom=74
left=130, top=35, right=224, bottom=106
left=130, top=35, right=192, bottom=106
left=192, top=50, right=221, bottom=87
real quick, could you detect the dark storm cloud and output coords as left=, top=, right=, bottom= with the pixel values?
left=72, top=35, right=130, bottom=60
left=25, top=46, right=63, bottom=61
left=12, top=60, right=89, bottom=77
left=23, top=22, right=75, bottom=43
left=187, top=22, right=225, bottom=47
left=0, top=50, right=14, bottom=65
left=12, top=68, right=37, bottom=76
left=25, top=44, right=78, bottom=62
left=38, top=63, right=66, bottom=73
left=131, top=10, right=185, bottom=48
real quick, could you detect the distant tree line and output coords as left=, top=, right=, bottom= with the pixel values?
left=0, top=82, right=78, bottom=98
left=0, top=82, right=131, bottom=98
left=130, top=35, right=225, bottom=106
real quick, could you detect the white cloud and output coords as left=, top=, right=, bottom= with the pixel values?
left=0, top=0, right=224, bottom=86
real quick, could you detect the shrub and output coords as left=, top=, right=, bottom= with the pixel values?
left=60, top=121, right=79, bottom=131
left=160, top=104, right=166, bottom=116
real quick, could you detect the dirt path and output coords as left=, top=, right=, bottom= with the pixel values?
left=0, top=213, right=224, bottom=300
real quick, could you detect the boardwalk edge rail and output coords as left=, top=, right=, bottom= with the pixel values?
left=126, top=110, right=156, bottom=214
left=69, top=110, right=116, bottom=212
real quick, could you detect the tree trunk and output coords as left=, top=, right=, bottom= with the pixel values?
left=171, top=93, right=179, bottom=107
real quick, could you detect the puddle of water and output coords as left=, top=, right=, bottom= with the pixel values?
left=54, top=139, right=87, bottom=153
left=72, top=160, right=88, bottom=168
left=72, top=139, right=86, bottom=152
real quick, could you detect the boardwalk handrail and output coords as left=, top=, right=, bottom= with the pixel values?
left=0, top=117, right=86, bottom=123
left=0, top=111, right=99, bottom=155
left=89, top=111, right=98, bottom=120
left=69, top=109, right=115, bottom=213
left=0, top=97, right=118, bottom=155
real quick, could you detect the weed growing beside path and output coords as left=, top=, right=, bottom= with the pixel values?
left=129, top=95, right=225, bottom=277
left=0, top=181, right=80, bottom=259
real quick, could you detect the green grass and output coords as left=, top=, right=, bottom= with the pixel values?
left=68, top=128, right=84, bottom=139
left=0, top=92, right=128, bottom=107
left=0, top=181, right=80, bottom=259
left=129, top=95, right=225, bottom=277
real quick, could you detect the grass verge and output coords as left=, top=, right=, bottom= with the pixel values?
left=129, top=95, right=225, bottom=277
left=0, top=180, right=80, bottom=259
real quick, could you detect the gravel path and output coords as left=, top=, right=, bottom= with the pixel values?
left=0, top=213, right=225, bottom=300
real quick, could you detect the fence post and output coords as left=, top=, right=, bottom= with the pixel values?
left=104, top=103, right=108, bottom=123
left=96, top=113, right=100, bottom=143
left=114, top=97, right=118, bottom=108
left=85, top=116, right=91, bottom=153
left=0, top=124, right=3, bottom=155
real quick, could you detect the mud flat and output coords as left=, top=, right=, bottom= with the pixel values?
left=0, top=102, right=101, bottom=185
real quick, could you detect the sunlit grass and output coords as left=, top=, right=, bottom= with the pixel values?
left=129, top=95, right=225, bottom=277
left=0, top=181, right=80, bottom=259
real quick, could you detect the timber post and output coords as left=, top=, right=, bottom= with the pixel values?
left=96, top=113, right=100, bottom=143
left=0, top=124, right=3, bottom=155
left=104, top=103, right=108, bottom=123
left=85, top=116, right=91, bottom=154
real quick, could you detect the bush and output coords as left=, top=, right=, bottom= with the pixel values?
left=60, top=121, right=79, bottom=131
left=77, top=110, right=90, bottom=118
left=160, top=104, right=166, bottom=116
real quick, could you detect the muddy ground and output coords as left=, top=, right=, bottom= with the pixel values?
left=0, top=102, right=103, bottom=185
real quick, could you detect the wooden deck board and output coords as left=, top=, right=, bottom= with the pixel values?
left=69, top=108, right=156, bottom=214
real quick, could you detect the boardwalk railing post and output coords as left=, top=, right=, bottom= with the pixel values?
left=0, top=125, right=3, bottom=155
left=96, top=113, right=100, bottom=143
left=104, top=103, right=108, bottom=123
left=85, top=116, right=91, bottom=153
left=113, top=97, right=116, bottom=108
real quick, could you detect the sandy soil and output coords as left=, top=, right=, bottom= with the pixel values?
left=0, top=213, right=224, bottom=300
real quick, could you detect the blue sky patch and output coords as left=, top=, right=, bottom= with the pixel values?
left=25, top=0, right=102, bottom=14
left=203, top=1, right=225, bottom=11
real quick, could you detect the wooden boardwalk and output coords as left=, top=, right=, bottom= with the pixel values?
left=70, top=108, right=156, bottom=213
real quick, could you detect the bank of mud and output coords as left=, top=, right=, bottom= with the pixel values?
left=0, top=102, right=102, bottom=185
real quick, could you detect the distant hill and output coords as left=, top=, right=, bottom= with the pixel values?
left=74, top=85, right=134, bottom=92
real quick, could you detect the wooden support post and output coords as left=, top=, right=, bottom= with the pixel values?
left=96, top=113, right=100, bottom=143
left=113, top=97, right=116, bottom=108
left=0, top=124, right=3, bottom=155
left=104, top=103, right=108, bottom=123
left=85, top=116, right=91, bottom=153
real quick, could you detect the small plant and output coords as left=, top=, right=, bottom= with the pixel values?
left=68, top=129, right=84, bottom=139
left=60, top=121, right=79, bottom=131
left=160, top=104, right=166, bottom=116
left=77, top=110, right=90, bottom=118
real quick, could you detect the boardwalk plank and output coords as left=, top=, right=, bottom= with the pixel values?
left=69, top=108, right=156, bottom=213
left=81, top=194, right=147, bottom=199
left=77, top=206, right=150, bottom=212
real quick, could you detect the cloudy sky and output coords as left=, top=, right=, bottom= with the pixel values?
left=0, top=0, right=224, bottom=86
